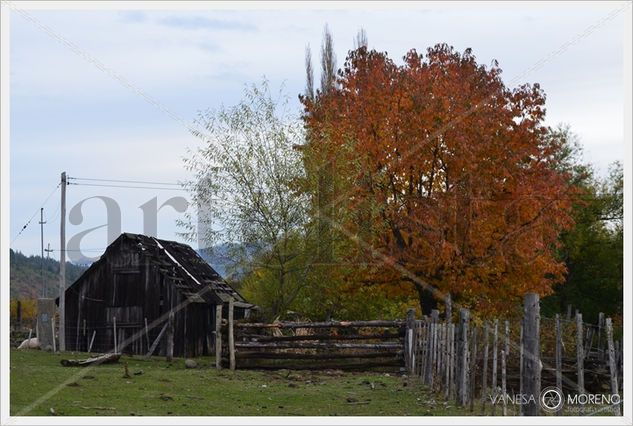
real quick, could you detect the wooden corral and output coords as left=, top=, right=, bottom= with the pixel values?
left=221, top=319, right=406, bottom=371
left=60, top=233, right=254, bottom=357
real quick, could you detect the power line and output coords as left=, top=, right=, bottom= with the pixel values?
left=68, top=177, right=183, bottom=186
left=68, top=182, right=187, bottom=191
left=10, top=183, right=60, bottom=246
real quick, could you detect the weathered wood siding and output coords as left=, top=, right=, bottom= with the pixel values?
left=64, top=235, right=246, bottom=357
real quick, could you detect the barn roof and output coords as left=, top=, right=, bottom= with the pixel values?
left=64, top=233, right=250, bottom=307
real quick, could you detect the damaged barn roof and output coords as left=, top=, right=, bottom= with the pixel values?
left=64, top=233, right=251, bottom=307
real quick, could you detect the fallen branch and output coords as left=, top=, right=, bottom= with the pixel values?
left=60, top=353, right=120, bottom=367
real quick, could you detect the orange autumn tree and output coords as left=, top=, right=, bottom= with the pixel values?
left=301, top=44, right=576, bottom=316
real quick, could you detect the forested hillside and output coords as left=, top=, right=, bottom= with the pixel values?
left=9, top=249, right=87, bottom=299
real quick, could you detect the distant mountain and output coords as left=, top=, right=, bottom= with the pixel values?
left=9, top=249, right=88, bottom=299
left=197, top=242, right=255, bottom=280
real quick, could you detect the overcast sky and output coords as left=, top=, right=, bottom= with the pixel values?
left=9, top=2, right=628, bottom=260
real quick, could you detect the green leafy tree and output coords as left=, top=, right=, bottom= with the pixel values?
left=183, top=82, right=310, bottom=320
left=542, top=129, right=623, bottom=321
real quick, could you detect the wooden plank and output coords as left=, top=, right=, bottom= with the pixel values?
left=519, top=320, right=524, bottom=415
left=235, top=341, right=403, bottom=350
left=166, top=311, right=174, bottom=362
left=502, top=320, right=509, bottom=415
left=236, top=320, right=406, bottom=329
left=456, top=309, right=469, bottom=406
left=439, top=323, right=446, bottom=390
left=228, top=299, right=235, bottom=370
left=554, top=314, right=562, bottom=416
left=405, top=308, right=415, bottom=373
left=469, top=326, right=478, bottom=412
left=491, top=319, right=498, bottom=415
left=145, top=321, right=168, bottom=358
left=480, top=322, right=489, bottom=415
left=521, top=293, right=540, bottom=416
left=113, top=316, right=118, bottom=354
left=411, top=320, right=418, bottom=376
left=88, top=330, right=96, bottom=353
left=605, top=318, right=621, bottom=416
left=235, top=351, right=403, bottom=360
left=75, top=311, right=81, bottom=351
left=144, top=318, right=150, bottom=351
left=237, top=359, right=403, bottom=371
left=501, top=335, right=507, bottom=415
left=576, top=312, right=585, bottom=395
left=445, top=322, right=451, bottom=398
left=239, top=332, right=403, bottom=342
left=449, top=323, right=456, bottom=400
left=420, top=320, right=429, bottom=384
left=51, top=316, right=56, bottom=353
left=215, top=304, right=222, bottom=370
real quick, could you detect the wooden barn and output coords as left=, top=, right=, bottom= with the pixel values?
left=61, top=233, right=253, bottom=357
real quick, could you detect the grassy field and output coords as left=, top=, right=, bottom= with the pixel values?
left=10, top=349, right=470, bottom=416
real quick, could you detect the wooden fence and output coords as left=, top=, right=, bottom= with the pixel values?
left=215, top=300, right=405, bottom=371
left=404, top=293, right=623, bottom=416
left=214, top=294, right=621, bottom=416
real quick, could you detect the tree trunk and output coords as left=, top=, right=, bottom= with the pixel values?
left=416, top=284, right=438, bottom=315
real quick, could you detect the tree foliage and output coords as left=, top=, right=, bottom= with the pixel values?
left=184, top=82, right=310, bottom=319
left=301, top=44, right=577, bottom=315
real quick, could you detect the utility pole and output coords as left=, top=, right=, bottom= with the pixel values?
left=44, top=243, right=53, bottom=298
left=59, top=171, right=67, bottom=352
left=39, top=208, right=46, bottom=298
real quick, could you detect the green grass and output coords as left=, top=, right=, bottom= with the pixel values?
left=10, top=349, right=470, bottom=416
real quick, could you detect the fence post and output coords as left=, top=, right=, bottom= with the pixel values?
left=166, top=311, right=174, bottom=362
left=469, top=326, right=478, bottom=412
left=445, top=321, right=452, bottom=398
left=521, top=293, right=540, bottom=416
left=421, top=319, right=429, bottom=383
left=501, top=321, right=509, bottom=416
left=456, top=308, right=470, bottom=406
left=491, top=319, right=498, bottom=415
left=424, top=312, right=436, bottom=384
left=414, top=321, right=421, bottom=377
left=605, top=318, right=620, bottom=416
left=480, top=322, right=489, bottom=414
left=112, top=316, right=118, bottom=354
left=405, top=308, right=415, bottom=374
left=215, top=304, right=223, bottom=370
left=554, top=314, right=562, bottom=416
left=228, top=299, right=236, bottom=370
left=51, top=316, right=56, bottom=353
left=441, top=323, right=447, bottom=389
left=431, top=310, right=439, bottom=386
left=576, top=312, right=585, bottom=395
left=519, top=320, right=524, bottom=416
left=449, top=323, right=456, bottom=400
left=501, top=347, right=507, bottom=416
left=615, top=340, right=622, bottom=393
